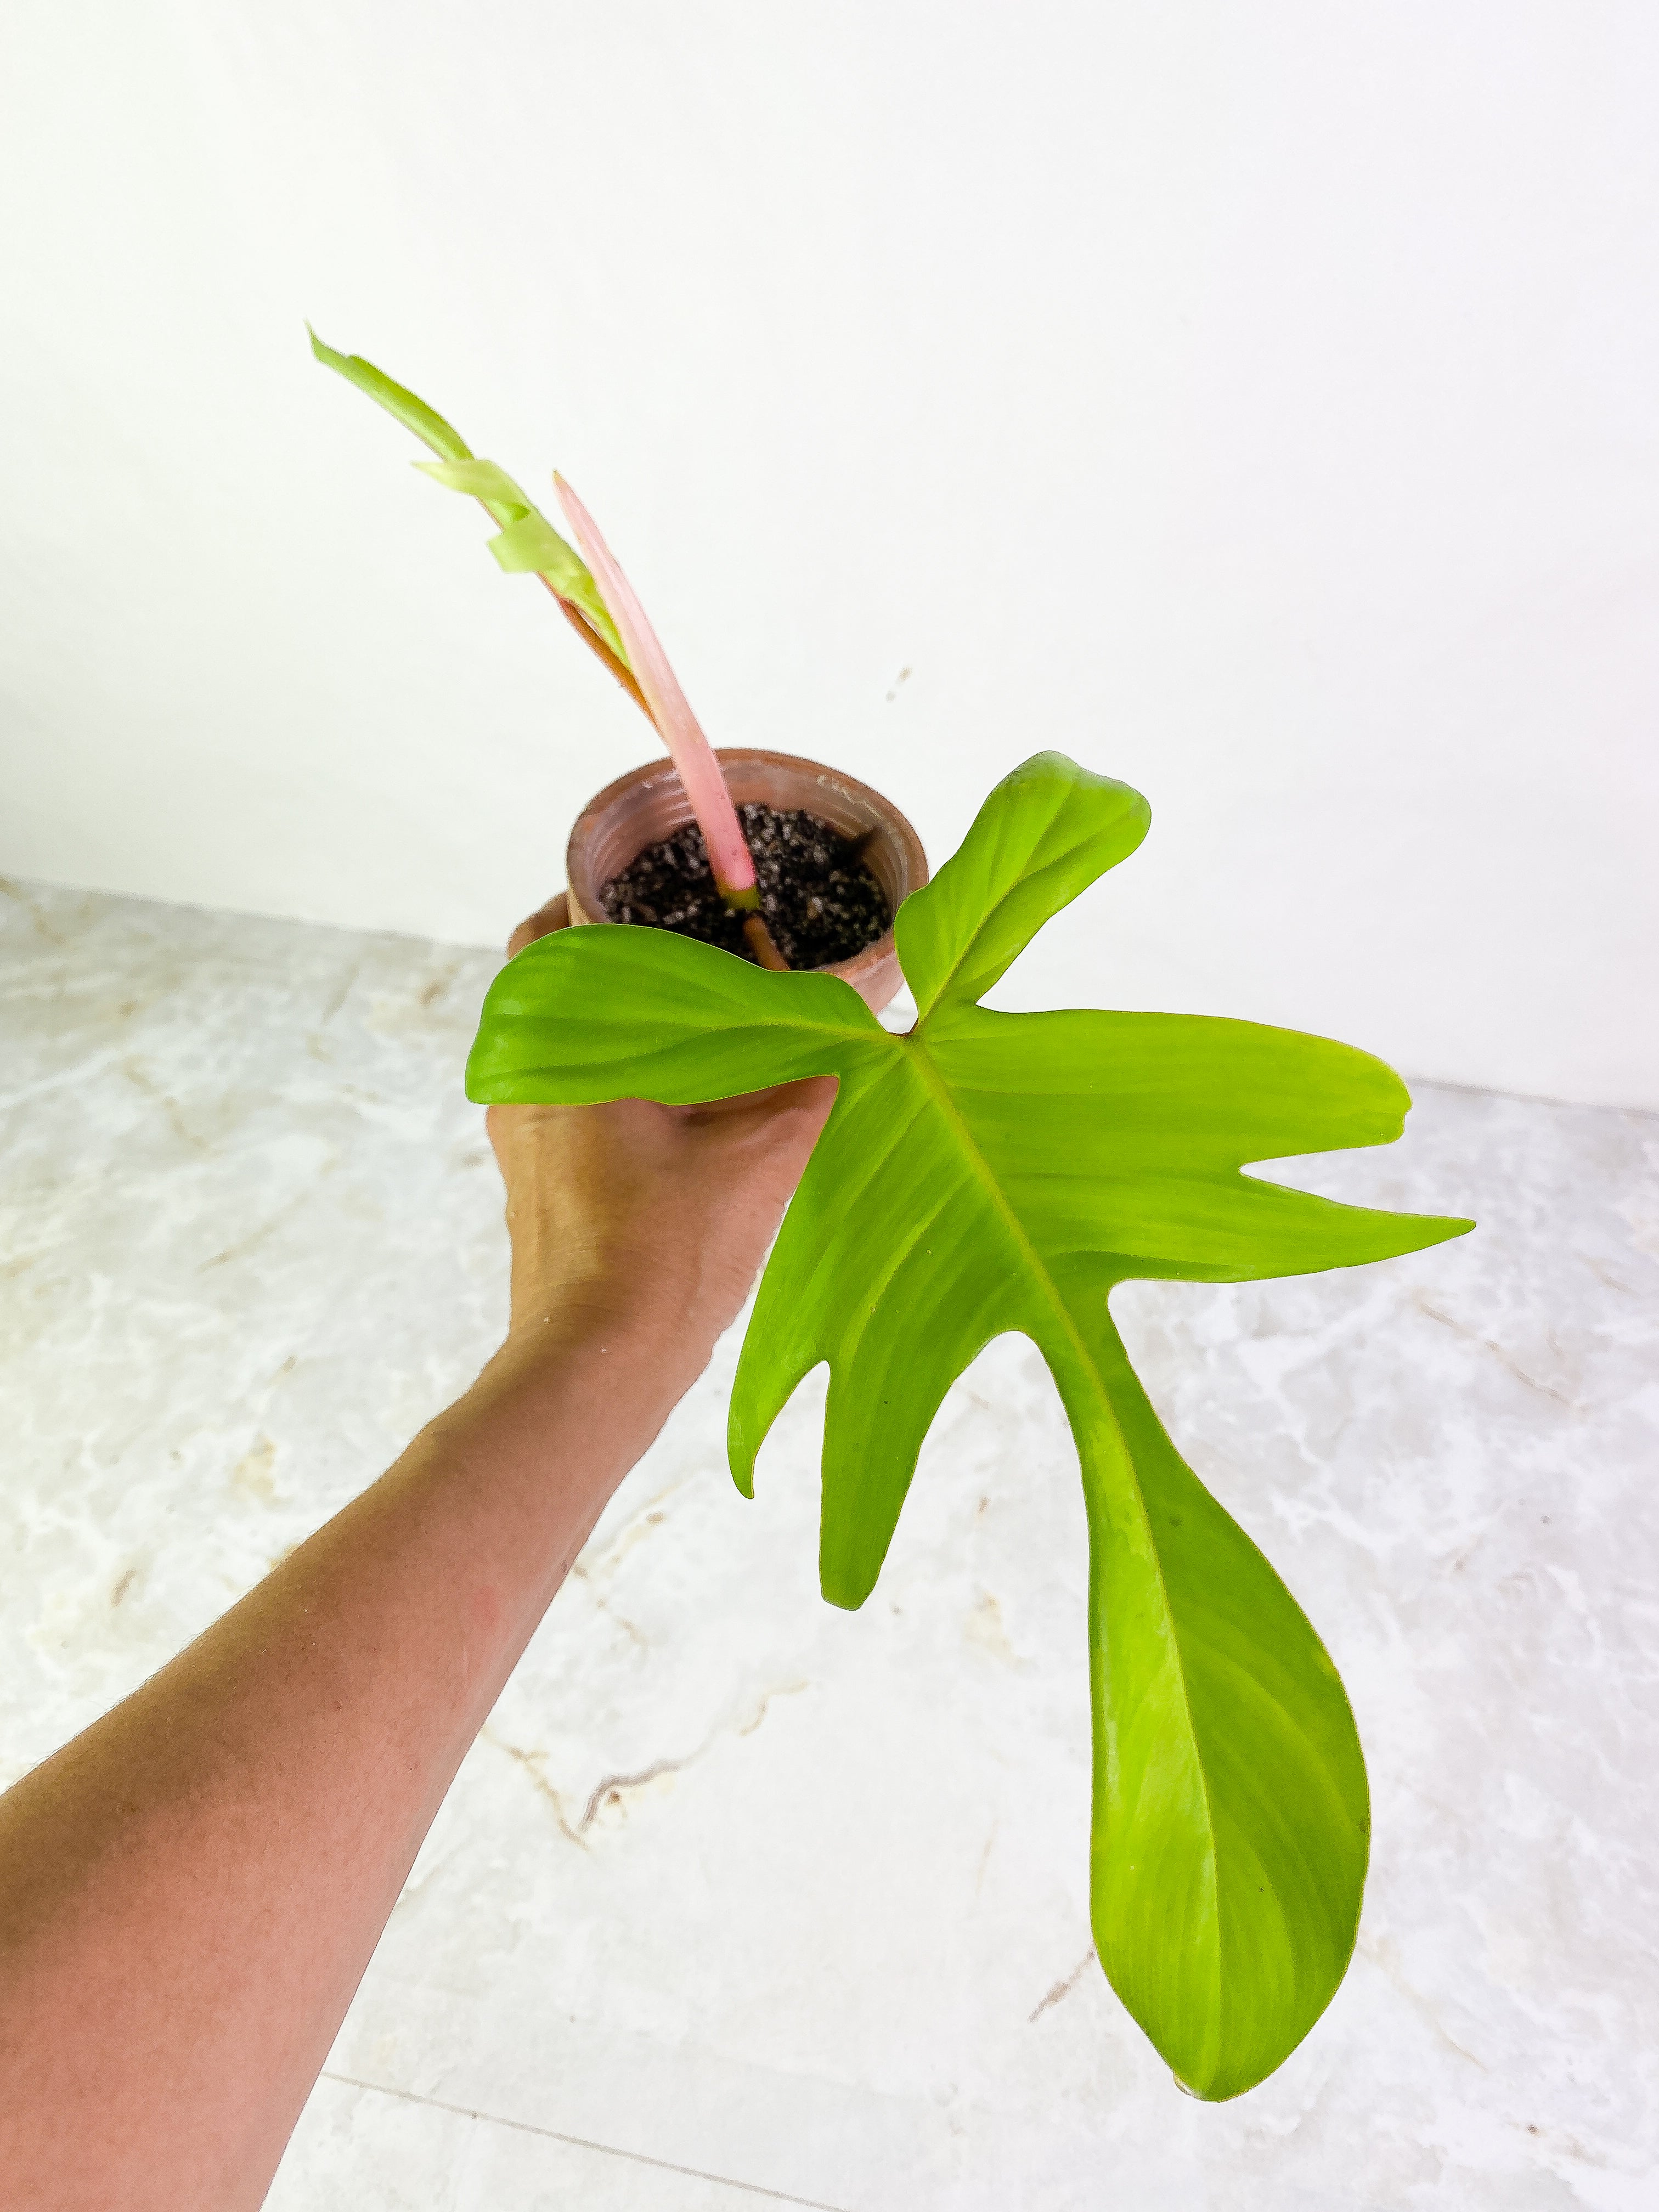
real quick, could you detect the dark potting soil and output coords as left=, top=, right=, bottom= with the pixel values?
left=599, top=803, right=891, bottom=969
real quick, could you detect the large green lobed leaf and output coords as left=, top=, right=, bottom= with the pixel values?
left=466, top=753, right=1472, bottom=2097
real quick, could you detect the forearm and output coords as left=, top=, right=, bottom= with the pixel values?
left=0, top=1311, right=698, bottom=2212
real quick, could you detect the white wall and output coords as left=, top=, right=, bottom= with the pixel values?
left=3, top=2, right=1656, bottom=1108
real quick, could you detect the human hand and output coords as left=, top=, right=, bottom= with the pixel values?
left=484, top=895, right=836, bottom=1387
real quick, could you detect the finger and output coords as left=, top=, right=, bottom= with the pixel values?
left=677, top=1073, right=839, bottom=1130
left=506, top=891, right=571, bottom=960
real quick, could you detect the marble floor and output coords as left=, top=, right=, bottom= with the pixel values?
left=2, top=876, right=1655, bottom=2209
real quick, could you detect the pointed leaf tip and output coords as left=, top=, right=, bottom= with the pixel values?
left=897, top=751, right=1152, bottom=1019
left=307, top=329, right=473, bottom=465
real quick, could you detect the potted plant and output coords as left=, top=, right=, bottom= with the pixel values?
left=316, top=334, right=1474, bottom=2102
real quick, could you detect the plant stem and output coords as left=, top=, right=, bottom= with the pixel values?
left=482, top=496, right=785, bottom=971
left=552, top=476, right=788, bottom=971
left=741, top=916, right=789, bottom=970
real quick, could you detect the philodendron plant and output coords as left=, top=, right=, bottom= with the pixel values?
left=466, top=752, right=1473, bottom=2101
left=311, top=325, right=1471, bottom=2098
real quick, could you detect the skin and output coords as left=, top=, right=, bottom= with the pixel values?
left=0, top=893, right=834, bottom=2212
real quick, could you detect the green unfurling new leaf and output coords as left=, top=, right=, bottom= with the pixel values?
left=307, top=325, right=472, bottom=465
left=481, top=504, right=624, bottom=652
left=465, top=752, right=1474, bottom=2098
left=308, top=328, right=628, bottom=665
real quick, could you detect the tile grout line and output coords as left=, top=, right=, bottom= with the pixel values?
left=318, top=2070, right=853, bottom=2211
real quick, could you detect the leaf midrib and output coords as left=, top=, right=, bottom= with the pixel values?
left=903, top=1014, right=1226, bottom=2020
